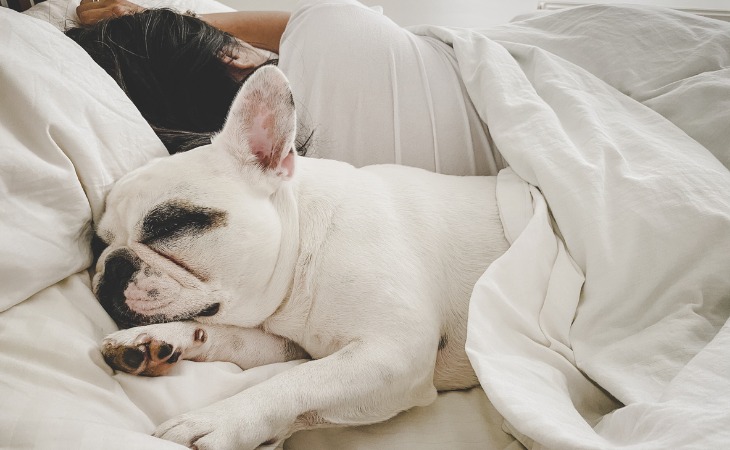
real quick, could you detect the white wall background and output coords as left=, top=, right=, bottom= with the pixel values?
left=217, top=0, right=730, bottom=27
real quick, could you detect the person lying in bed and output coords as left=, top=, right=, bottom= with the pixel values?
left=67, top=0, right=505, bottom=176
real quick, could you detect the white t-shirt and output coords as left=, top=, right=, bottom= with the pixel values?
left=278, top=0, right=504, bottom=176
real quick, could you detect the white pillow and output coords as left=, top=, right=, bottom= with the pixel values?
left=24, top=0, right=233, bottom=30
left=3, top=0, right=235, bottom=312
left=0, top=8, right=166, bottom=311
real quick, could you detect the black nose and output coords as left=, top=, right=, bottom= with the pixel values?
left=95, top=248, right=140, bottom=328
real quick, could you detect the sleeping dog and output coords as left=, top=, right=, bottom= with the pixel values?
left=93, top=66, right=509, bottom=449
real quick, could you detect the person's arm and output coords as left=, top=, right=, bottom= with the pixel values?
left=201, top=11, right=289, bottom=53
left=76, top=0, right=290, bottom=53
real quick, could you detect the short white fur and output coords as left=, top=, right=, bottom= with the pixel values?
left=95, top=66, right=509, bottom=449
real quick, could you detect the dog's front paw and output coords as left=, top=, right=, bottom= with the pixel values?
left=102, top=323, right=207, bottom=376
left=154, top=400, right=285, bottom=450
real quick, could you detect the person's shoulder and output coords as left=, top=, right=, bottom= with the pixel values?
left=292, top=0, right=373, bottom=14
left=287, top=0, right=382, bottom=28
left=281, top=0, right=392, bottom=55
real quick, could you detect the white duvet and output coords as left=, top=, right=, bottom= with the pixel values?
left=412, top=5, right=730, bottom=449
left=1, top=2, right=729, bottom=450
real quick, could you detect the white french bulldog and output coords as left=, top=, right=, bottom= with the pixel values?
left=93, top=65, right=509, bottom=449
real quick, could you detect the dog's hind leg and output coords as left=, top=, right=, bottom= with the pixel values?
left=101, top=322, right=308, bottom=376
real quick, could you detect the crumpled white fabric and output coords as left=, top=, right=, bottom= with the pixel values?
left=0, top=7, right=167, bottom=313
left=412, top=5, right=730, bottom=449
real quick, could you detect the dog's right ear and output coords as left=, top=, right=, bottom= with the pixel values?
left=214, top=65, right=297, bottom=182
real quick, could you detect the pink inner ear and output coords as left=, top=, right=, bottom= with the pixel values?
left=220, top=66, right=296, bottom=178
left=279, top=149, right=295, bottom=179
left=248, top=111, right=277, bottom=170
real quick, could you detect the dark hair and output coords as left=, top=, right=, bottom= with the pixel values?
left=65, top=9, right=282, bottom=154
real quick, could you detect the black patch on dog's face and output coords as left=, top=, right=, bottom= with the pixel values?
left=91, top=232, right=109, bottom=262
left=140, top=199, right=228, bottom=245
left=96, top=248, right=143, bottom=328
left=96, top=248, right=168, bottom=328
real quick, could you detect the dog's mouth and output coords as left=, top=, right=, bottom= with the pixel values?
left=95, top=246, right=221, bottom=326
left=195, top=302, right=220, bottom=318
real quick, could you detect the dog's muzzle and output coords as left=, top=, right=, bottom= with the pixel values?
left=95, top=248, right=156, bottom=328
left=95, top=248, right=221, bottom=328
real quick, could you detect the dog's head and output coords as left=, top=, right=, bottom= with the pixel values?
left=93, top=66, right=298, bottom=328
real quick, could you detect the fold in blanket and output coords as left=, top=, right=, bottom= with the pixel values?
left=413, top=5, right=730, bottom=449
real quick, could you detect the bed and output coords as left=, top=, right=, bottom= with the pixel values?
left=1, top=0, right=729, bottom=448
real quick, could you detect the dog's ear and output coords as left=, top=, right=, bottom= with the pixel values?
left=214, top=65, right=296, bottom=180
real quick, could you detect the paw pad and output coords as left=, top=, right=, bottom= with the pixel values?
left=103, top=337, right=181, bottom=376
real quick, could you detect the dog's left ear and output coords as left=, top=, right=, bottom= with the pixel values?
left=215, top=65, right=296, bottom=181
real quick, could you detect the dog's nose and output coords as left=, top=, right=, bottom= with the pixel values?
left=96, top=248, right=140, bottom=327
left=103, top=248, right=139, bottom=283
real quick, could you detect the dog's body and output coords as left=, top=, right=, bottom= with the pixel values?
left=95, top=66, right=508, bottom=449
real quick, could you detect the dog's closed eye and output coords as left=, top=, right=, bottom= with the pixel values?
left=140, top=200, right=228, bottom=244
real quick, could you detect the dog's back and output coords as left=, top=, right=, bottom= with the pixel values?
left=279, top=157, right=508, bottom=390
